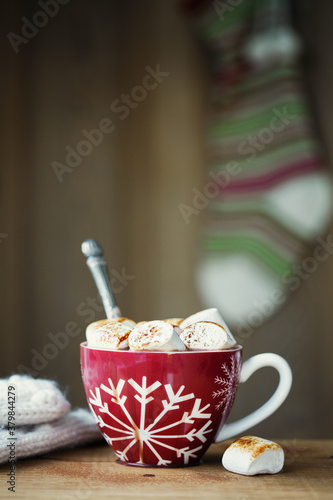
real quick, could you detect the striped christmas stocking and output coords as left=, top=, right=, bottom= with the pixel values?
left=182, top=0, right=333, bottom=332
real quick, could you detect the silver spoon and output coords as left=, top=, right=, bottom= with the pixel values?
left=81, top=239, right=121, bottom=319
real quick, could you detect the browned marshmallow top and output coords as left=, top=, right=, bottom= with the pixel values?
left=230, top=436, right=280, bottom=459
left=163, top=318, right=184, bottom=327
left=180, top=321, right=230, bottom=350
left=128, top=320, right=185, bottom=352
left=87, top=321, right=133, bottom=349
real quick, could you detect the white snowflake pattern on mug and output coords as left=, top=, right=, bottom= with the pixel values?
left=88, top=376, right=213, bottom=466
left=212, top=356, right=242, bottom=410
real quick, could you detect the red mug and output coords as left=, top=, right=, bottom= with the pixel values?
left=80, top=343, right=292, bottom=467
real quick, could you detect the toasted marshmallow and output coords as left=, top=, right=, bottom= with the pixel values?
left=86, top=319, right=112, bottom=339
left=180, top=321, right=230, bottom=350
left=163, top=318, right=184, bottom=327
left=222, top=436, right=284, bottom=476
left=136, top=321, right=151, bottom=327
left=180, top=308, right=236, bottom=346
left=111, top=317, right=136, bottom=328
left=86, top=317, right=136, bottom=343
left=128, top=320, right=186, bottom=352
left=87, top=321, right=133, bottom=349
left=163, top=318, right=184, bottom=335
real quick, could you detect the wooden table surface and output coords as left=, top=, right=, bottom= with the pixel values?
left=1, top=440, right=332, bottom=499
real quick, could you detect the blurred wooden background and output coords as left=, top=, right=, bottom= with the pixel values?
left=0, top=0, right=332, bottom=438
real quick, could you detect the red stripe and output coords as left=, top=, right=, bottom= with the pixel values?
left=219, top=157, right=323, bottom=193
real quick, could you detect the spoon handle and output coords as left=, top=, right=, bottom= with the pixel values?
left=81, top=239, right=121, bottom=319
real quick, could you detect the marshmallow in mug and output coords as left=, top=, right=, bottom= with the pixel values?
left=162, top=318, right=184, bottom=335
left=128, top=320, right=186, bottom=352
left=86, top=317, right=136, bottom=338
left=86, top=318, right=113, bottom=338
left=180, top=321, right=231, bottom=350
left=222, top=436, right=284, bottom=476
left=180, top=308, right=236, bottom=346
left=163, top=318, right=184, bottom=327
left=86, top=318, right=136, bottom=350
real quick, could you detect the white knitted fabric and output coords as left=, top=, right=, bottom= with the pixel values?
left=0, top=408, right=103, bottom=464
left=0, top=375, right=103, bottom=463
left=0, top=375, right=70, bottom=425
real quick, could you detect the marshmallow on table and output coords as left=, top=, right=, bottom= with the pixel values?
left=87, top=320, right=135, bottom=349
left=180, top=308, right=236, bottom=346
left=180, top=321, right=230, bottom=350
left=222, top=436, right=284, bottom=476
left=128, top=320, right=186, bottom=352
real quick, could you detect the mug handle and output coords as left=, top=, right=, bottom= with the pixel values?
left=215, top=352, right=292, bottom=442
